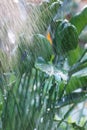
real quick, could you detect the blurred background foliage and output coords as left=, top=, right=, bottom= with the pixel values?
left=0, top=0, right=87, bottom=130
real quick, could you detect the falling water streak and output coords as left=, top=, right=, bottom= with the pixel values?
left=0, top=0, right=44, bottom=57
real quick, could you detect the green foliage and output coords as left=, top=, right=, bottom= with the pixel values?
left=35, top=0, right=62, bottom=34
left=53, top=19, right=78, bottom=54
left=0, top=89, right=3, bottom=117
left=16, top=34, right=53, bottom=74
left=1, top=0, right=87, bottom=130
left=70, top=6, right=87, bottom=35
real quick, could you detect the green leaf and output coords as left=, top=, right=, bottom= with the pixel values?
left=70, top=6, right=87, bottom=35
left=56, top=91, right=87, bottom=108
left=67, top=45, right=82, bottom=66
left=35, top=62, right=68, bottom=81
left=79, top=117, right=87, bottom=127
left=72, top=67, right=87, bottom=78
left=0, top=89, right=4, bottom=116
left=66, top=76, right=87, bottom=94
